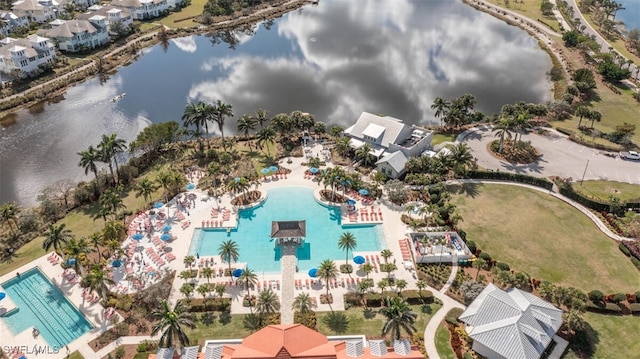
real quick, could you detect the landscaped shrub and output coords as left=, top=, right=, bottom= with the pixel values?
left=467, top=170, right=554, bottom=190
left=631, top=257, right=640, bottom=270
left=401, top=289, right=433, bottom=304
left=294, top=311, right=317, bottom=329
left=612, top=293, right=627, bottom=303
left=445, top=307, right=464, bottom=325
left=588, top=290, right=604, bottom=303
left=619, top=243, right=631, bottom=256
left=344, top=292, right=361, bottom=307
left=465, top=240, right=476, bottom=254
left=180, top=298, right=230, bottom=312
left=495, top=262, right=510, bottom=271
left=479, top=252, right=491, bottom=261
left=586, top=301, right=622, bottom=313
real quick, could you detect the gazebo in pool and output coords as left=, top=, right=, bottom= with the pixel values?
left=270, top=220, right=306, bottom=246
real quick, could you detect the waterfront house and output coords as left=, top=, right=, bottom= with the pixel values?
left=459, top=283, right=564, bottom=359
left=344, top=112, right=432, bottom=179
left=77, top=5, right=133, bottom=36
left=0, top=12, right=30, bottom=36
left=110, top=0, right=168, bottom=20
left=44, top=19, right=109, bottom=52
left=11, top=0, right=56, bottom=23
left=0, top=35, right=56, bottom=76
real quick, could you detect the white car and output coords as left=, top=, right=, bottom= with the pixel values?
left=620, top=151, right=640, bottom=160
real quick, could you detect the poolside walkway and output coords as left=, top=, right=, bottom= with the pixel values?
left=280, top=243, right=297, bottom=324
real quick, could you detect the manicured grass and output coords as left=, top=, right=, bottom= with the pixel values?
left=573, top=180, right=640, bottom=202
left=187, top=312, right=250, bottom=346
left=435, top=323, right=456, bottom=359
left=432, top=133, right=457, bottom=146
left=563, top=313, right=640, bottom=358
left=67, top=351, right=84, bottom=359
left=483, top=0, right=562, bottom=33
left=0, top=237, right=48, bottom=276
left=449, top=183, right=640, bottom=292
left=159, top=0, right=208, bottom=28
left=582, top=12, right=640, bottom=65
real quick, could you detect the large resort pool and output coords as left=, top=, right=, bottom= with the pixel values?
left=188, top=186, right=385, bottom=273
left=0, top=267, right=93, bottom=348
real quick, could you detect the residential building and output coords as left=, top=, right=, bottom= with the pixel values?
left=147, top=324, right=423, bottom=358
left=0, top=12, right=30, bottom=36
left=44, top=19, right=109, bottom=52
left=110, top=0, right=168, bottom=20
left=0, top=35, right=56, bottom=75
left=11, top=0, right=56, bottom=23
left=77, top=5, right=133, bottom=36
left=459, top=283, right=564, bottom=359
left=344, top=112, right=432, bottom=179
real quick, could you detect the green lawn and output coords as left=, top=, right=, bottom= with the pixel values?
left=67, top=351, right=84, bottom=359
left=573, top=180, right=640, bottom=202
left=435, top=324, right=456, bottom=359
left=563, top=313, right=640, bottom=358
left=159, top=0, right=208, bottom=28
left=432, top=133, right=457, bottom=146
left=449, top=183, right=640, bottom=292
left=582, top=12, right=640, bottom=66
left=0, top=237, right=48, bottom=276
left=483, top=0, right=562, bottom=33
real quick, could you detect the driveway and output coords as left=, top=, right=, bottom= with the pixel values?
left=462, top=126, right=640, bottom=184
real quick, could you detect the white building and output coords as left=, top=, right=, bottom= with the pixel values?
left=343, top=112, right=432, bottom=179
left=110, top=0, right=168, bottom=20
left=45, top=19, right=109, bottom=52
left=0, top=35, right=56, bottom=75
left=0, top=12, right=30, bottom=36
left=77, top=5, right=133, bottom=36
left=459, top=283, right=564, bottom=359
left=11, top=0, right=56, bottom=23
left=409, top=231, right=472, bottom=264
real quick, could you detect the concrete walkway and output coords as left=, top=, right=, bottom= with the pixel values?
left=280, top=243, right=297, bottom=324
left=423, top=275, right=466, bottom=359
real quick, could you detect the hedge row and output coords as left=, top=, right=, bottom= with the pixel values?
left=560, top=185, right=640, bottom=215
left=467, top=170, right=554, bottom=190
left=344, top=290, right=434, bottom=308
left=586, top=301, right=622, bottom=314
left=178, top=298, right=231, bottom=312
left=555, top=127, right=624, bottom=152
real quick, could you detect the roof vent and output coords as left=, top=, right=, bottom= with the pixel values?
left=205, top=343, right=223, bottom=359
left=157, top=347, right=174, bottom=359
left=180, top=345, right=200, bottom=359
left=393, top=339, right=411, bottom=356
left=346, top=340, right=364, bottom=357
left=368, top=340, right=387, bottom=357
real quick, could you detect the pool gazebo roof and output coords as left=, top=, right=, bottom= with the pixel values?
left=270, top=220, right=306, bottom=238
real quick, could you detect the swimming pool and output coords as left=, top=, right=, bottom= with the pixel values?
left=1, top=267, right=93, bottom=348
left=189, top=186, right=385, bottom=273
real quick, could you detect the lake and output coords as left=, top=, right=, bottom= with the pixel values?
left=0, top=0, right=552, bottom=206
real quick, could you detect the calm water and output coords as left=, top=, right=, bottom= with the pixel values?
left=617, top=0, right=640, bottom=30
left=0, top=0, right=552, bottom=206
left=188, top=186, right=384, bottom=273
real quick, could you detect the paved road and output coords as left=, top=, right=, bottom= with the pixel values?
left=462, top=125, right=640, bottom=184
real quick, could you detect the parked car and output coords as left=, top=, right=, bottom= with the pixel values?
left=619, top=151, right=640, bottom=160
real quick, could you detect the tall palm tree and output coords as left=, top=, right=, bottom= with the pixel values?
left=182, top=101, right=208, bottom=137
left=0, top=202, right=19, bottom=234
left=63, top=237, right=92, bottom=275
left=218, top=240, right=239, bottom=280
left=256, top=288, right=280, bottom=325
left=98, top=133, right=126, bottom=186
left=78, top=145, right=102, bottom=193
left=380, top=249, right=393, bottom=264
left=317, top=259, right=339, bottom=298
left=87, top=231, right=104, bottom=260
left=575, top=106, right=590, bottom=128
left=588, top=110, right=602, bottom=128
left=237, top=114, right=258, bottom=150
left=151, top=300, right=195, bottom=349
left=213, top=100, right=233, bottom=151
left=99, top=189, right=125, bottom=221
left=474, top=258, right=488, bottom=280
left=270, top=113, right=291, bottom=141
left=253, top=109, right=269, bottom=128
left=380, top=297, right=418, bottom=341
left=292, top=292, right=315, bottom=314
left=239, top=267, right=258, bottom=299
left=103, top=221, right=126, bottom=243
left=201, top=267, right=213, bottom=284
left=337, top=232, right=357, bottom=267
left=448, top=143, right=474, bottom=175
left=43, top=223, right=74, bottom=257
left=156, top=171, right=174, bottom=203
left=431, top=97, right=450, bottom=127
left=135, top=178, right=158, bottom=205
left=85, top=264, right=115, bottom=301
left=493, top=118, right=513, bottom=154
left=256, top=126, right=276, bottom=156
left=335, top=137, right=351, bottom=157
left=355, top=143, right=374, bottom=167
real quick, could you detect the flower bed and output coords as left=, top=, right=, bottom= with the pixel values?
left=231, top=190, right=262, bottom=206
left=319, top=190, right=347, bottom=203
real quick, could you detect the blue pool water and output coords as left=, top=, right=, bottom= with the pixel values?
left=189, top=186, right=385, bottom=273
left=1, top=267, right=93, bottom=348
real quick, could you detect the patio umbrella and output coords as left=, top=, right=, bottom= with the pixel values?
left=233, top=268, right=244, bottom=278
left=359, top=189, right=369, bottom=196
left=269, top=166, right=278, bottom=172
left=160, top=233, right=172, bottom=241
left=186, top=183, right=196, bottom=190
left=309, top=167, right=319, bottom=174
left=111, top=259, right=123, bottom=268
left=261, top=168, right=271, bottom=175
left=162, top=225, right=172, bottom=232
left=308, top=268, right=318, bottom=278
left=353, top=255, right=365, bottom=265
left=65, top=258, right=76, bottom=266
left=153, top=202, right=164, bottom=209
left=132, top=233, right=144, bottom=241
left=0, top=292, right=5, bottom=301
left=234, top=177, right=241, bottom=183
left=346, top=199, right=356, bottom=205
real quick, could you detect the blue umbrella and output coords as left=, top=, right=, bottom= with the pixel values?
left=269, top=166, right=278, bottom=172
left=111, top=259, right=123, bottom=268
left=186, top=183, right=196, bottom=190
left=308, top=268, right=318, bottom=278
left=233, top=268, right=244, bottom=278
left=160, top=233, right=172, bottom=241
left=153, top=202, right=164, bottom=209
left=65, top=258, right=76, bottom=266
left=234, top=177, right=241, bottom=183
left=353, top=255, right=365, bottom=265
left=359, top=189, right=369, bottom=196
left=162, top=225, right=172, bottom=232
left=309, top=167, right=319, bottom=174
left=132, top=233, right=144, bottom=241
left=346, top=199, right=356, bottom=205
left=0, top=292, right=6, bottom=301
left=261, top=168, right=270, bottom=174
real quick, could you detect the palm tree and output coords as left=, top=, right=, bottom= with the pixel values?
left=156, top=171, right=174, bottom=203
left=239, top=267, right=258, bottom=299
left=253, top=109, right=269, bottom=128
left=218, top=240, right=239, bottom=280
left=493, top=118, right=513, bottom=154
left=202, top=267, right=213, bottom=284
left=135, top=178, right=158, bottom=205
left=377, top=278, right=389, bottom=299
left=0, top=202, right=19, bottom=234
left=380, top=297, right=418, bottom=341
left=99, top=189, right=125, bottom=221
left=78, top=145, right=102, bottom=193
left=448, top=143, right=474, bottom=175
left=97, top=133, right=126, bottom=186
left=380, top=249, right=393, bottom=264
left=85, top=264, right=115, bottom=301
left=416, top=280, right=427, bottom=299
left=270, top=113, right=291, bottom=141
left=213, top=100, right=233, bottom=151
left=361, top=262, right=373, bottom=279
left=103, top=220, right=125, bottom=243
left=337, top=232, right=357, bottom=267
left=256, top=126, right=276, bottom=156
left=323, top=311, right=350, bottom=334
left=335, top=137, right=351, bottom=157
left=431, top=97, right=450, bottom=127
left=87, top=231, right=104, bottom=260
left=588, top=110, right=602, bottom=128
left=317, top=259, right=339, bottom=298
left=355, top=143, right=373, bottom=167
left=182, top=101, right=211, bottom=141
left=63, top=237, right=92, bottom=275
left=183, top=255, right=196, bottom=269
left=237, top=114, right=258, bottom=150
left=474, top=258, right=488, bottom=280
left=256, top=288, right=280, bottom=325
left=43, top=223, right=74, bottom=257
left=575, top=106, right=590, bottom=128
left=292, top=292, right=315, bottom=314
left=151, top=300, right=195, bottom=349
